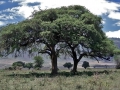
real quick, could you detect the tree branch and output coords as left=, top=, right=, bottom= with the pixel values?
left=38, top=49, right=51, bottom=56
left=36, top=38, right=52, bottom=51
left=78, top=53, right=87, bottom=62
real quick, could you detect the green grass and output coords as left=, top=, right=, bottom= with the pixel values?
left=0, top=69, right=120, bottom=90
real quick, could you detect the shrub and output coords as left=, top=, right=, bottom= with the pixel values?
left=82, top=61, right=90, bottom=69
left=114, top=55, right=120, bottom=69
left=63, top=62, right=73, bottom=69
left=4, top=67, right=15, bottom=70
left=25, top=63, right=33, bottom=69
left=12, top=61, right=25, bottom=69
left=8, top=67, right=15, bottom=70
left=34, top=56, right=44, bottom=70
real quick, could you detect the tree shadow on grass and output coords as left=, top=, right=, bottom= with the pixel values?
left=6, top=70, right=117, bottom=78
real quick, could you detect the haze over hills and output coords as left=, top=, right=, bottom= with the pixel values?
left=109, top=38, right=120, bottom=49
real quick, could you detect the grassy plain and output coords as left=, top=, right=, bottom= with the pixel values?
left=0, top=69, right=120, bottom=90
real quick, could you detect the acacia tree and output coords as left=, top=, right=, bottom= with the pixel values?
left=0, top=5, right=117, bottom=74
left=0, top=7, right=62, bottom=74
left=54, top=6, right=117, bottom=73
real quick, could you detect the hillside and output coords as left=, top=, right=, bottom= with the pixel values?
left=109, top=38, right=120, bottom=49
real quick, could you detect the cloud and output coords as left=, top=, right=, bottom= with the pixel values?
left=12, top=0, right=41, bottom=3
left=9, top=0, right=120, bottom=19
left=102, top=19, right=106, bottom=24
left=12, top=5, right=40, bottom=18
left=0, top=21, right=5, bottom=26
left=0, top=1, right=5, bottom=5
left=115, top=21, right=120, bottom=26
left=1, top=8, right=17, bottom=13
left=106, top=30, right=120, bottom=38
left=0, top=14, right=14, bottom=20
left=39, top=0, right=120, bottom=15
left=108, top=11, right=120, bottom=20
left=10, top=0, right=41, bottom=18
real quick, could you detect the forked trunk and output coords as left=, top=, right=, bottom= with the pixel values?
left=71, top=49, right=79, bottom=74
left=71, top=49, right=84, bottom=74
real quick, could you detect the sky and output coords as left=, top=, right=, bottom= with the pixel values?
left=0, top=0, right=120, bottom=38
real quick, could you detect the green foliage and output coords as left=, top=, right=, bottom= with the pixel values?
left=82, top=61, right=90, bottom=69
left=63, top=62, right=73, bottom=69
left=0, top=5, right=105, bottom=56
left=12, top=61, right=25, bottom=69
left=34, top=56, right=44, bottom=69
left=114, top=55, right=120, bottom=69
left=4, top=67, right=15, bottom=70
left=0, top=5, right=117, bottom=74
left=25, top=63, right=33, bottom=69
left=0, top=5, right=116, bottom=57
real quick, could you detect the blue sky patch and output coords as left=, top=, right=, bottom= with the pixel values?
left=27, top=2, right=41, bottom=7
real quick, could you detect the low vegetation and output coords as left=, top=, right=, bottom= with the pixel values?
left=114, top=55, right=120, bottom=69
left=6, top=56, right=44, bottom=70
left=63, top=62, right=73, bottom=69
left=12, top=61, right=25, bottom=70
left=0, top=69, right=120, bottom=90
left=25, top=63, right=33, bottom=70
left=82, top=61, right=90, bottom=69
left=34, top=56, right=44, bottom=70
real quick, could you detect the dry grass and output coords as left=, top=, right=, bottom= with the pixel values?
left=0, top=69, right=120, bottom=90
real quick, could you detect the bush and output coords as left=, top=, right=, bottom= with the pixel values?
left=12, top=61, right=25, bottom=69
left=114, top=55, right=120, bottom=69
left=63, top=62, right=73, bottom=69
left=8, top=67, right=15, bottom=70
left=82, top=61, right=90, bottom=69
left=34, top=56, right=44, bottom=69
left=4, top=67, right=15, bottom=70
left=25, top=63, right=33, bottom=69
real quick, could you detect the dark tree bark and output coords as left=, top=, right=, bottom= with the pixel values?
left=71, top=48, right=79, bottom=74
left=72, top=60, right=79, bottom=73
left=50, top=46, right=58, bottom=75
left=71, top=47, right=85, bottom=74
left=51, top=54, right=58, bottom=75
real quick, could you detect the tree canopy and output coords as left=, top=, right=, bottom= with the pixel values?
left=0, top=5, right=118, bottom=74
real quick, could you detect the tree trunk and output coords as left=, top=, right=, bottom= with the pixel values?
left=50, top=47, right=58, bottom=75
left=71, top=49, right=78, bottom=74
left=71, top=49, right=84, bottom=74
left=71, top=60, right=79, bottom=74
left=51, top=55, right=58, bottom=75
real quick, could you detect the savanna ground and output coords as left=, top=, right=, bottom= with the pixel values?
left=0, top=69, right=120, bottom=90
